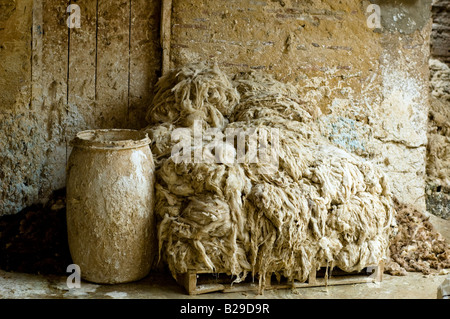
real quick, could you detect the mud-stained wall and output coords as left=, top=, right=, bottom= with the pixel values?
left=168, top=0, right=432, bottom=211
left=0, top=0, right=162, bottom=216
left=431, top=0, right=450, bottom=64
left=1, top=0, right=433, bottom=215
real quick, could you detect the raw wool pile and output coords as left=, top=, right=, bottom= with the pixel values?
left=426, top=59, right=450, bottom=219
left=145, top=63, right=240, bottom=168
left=385, top=199, right=450, bottom=276
left=144, top=62, right=396, bottom=289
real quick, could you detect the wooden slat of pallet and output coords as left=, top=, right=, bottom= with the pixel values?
left=176, top=261, right=384, bottom=295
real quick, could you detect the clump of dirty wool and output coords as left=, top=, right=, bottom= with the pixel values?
left=384, top=199, right=450, bottom=276
left=144, top=62, right=396, bottom=289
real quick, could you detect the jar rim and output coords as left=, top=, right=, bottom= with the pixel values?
left=71, top=129, right=151, bottom=150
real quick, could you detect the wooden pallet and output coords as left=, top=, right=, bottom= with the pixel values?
left=176, top=261, right=384, bottom=295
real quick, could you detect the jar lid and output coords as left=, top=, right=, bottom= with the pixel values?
left=71, top=129, right=151, bottom=150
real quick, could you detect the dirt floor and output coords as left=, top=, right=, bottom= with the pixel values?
left=0, top=214, right=448, bottom=300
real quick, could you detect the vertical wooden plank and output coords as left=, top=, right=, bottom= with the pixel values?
left=33, top=0, right=69, bottom=130
left=128, top=0, right=162, bottom=129
left=32, top=0, right=70, bottom=198
left=0, top=0, right=34, bottom=214
left=67, top=0, right=98, bottom=132
left=161, top=0, right=172, bottom=75
left=0, top=0, right=33, bottom=112
left=31, top=0, right=43, bottom=112
left=308, top=266, right=317, bottom=285
left=96, top=0, right=130, bottom=129
left=187, top=270, right=198, bottom=295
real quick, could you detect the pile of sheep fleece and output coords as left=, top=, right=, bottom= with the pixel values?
left=426, top=58, right=450, bottom=220
left=143, top=63, right=396, bottom=289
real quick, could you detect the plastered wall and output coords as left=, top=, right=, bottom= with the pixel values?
left=0, top=0, right=433, bottom=215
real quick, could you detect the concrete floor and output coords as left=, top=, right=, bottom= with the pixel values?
left=1, top=214, right=449, bottom=299
left=0, top=268, right=449, bottom=299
